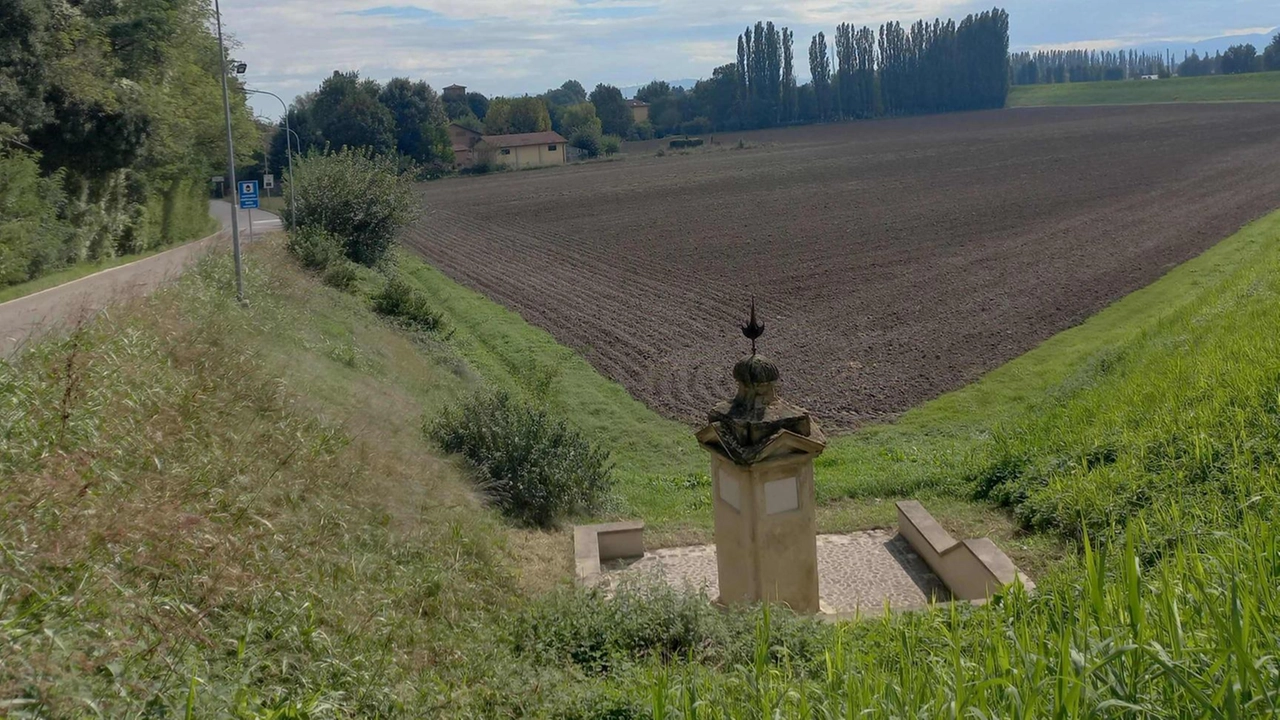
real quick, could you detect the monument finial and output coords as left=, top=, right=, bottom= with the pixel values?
left=741, top=297, right=764, bottom=355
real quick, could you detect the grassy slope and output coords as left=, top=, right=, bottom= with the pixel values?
left=1008, top=71, right=1280, bottom=106
left=5, top=220, right=1279, bottom=716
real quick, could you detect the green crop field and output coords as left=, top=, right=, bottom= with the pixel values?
left=1008, top=71, right=1280, bottom=106
left=4, top=206, right=1280, bottom=716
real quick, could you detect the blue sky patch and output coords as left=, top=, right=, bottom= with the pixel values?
left=347, top=6, right=475, bottom=27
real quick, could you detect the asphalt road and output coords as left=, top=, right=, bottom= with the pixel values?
left=0, top=201, right=280, bottom=358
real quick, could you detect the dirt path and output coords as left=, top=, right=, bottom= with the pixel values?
left=0, top=202, right=280, bottom=357
left=408, top=104, right=1280, bottom=430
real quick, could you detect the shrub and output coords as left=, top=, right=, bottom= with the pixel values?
left=570, top=125, right=603, bottom=158
left=680, top=117, right=713, bottom=136
left=322, top=261, right=360, bottom=292
left=0, top=149, right=72, bottom=286
left=372, top=276, right=443, bottom=331
left=288, top=147, right=415, bottom=267
left=428, top=391, right=613, bottom=527
left=668, top=138, right=704, bottom=150
left=285, top=226, right=344, bottom=271
left=628, top=121, right=656, bottom=141
left=601, top=135, right=622, bottom=156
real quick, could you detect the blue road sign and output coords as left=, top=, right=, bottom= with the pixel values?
left=238, top=180, right=260, bottom=210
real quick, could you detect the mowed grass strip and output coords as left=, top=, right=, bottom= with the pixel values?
left=1007, top=70, right=1280, bottom=106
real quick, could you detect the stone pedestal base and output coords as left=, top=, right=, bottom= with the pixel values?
left=711, top=453, right=819, bottom=613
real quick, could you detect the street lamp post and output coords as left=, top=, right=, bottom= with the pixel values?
left=247, top=88, right=297, bottom=231
left=213, top=0, right=244, bottom=303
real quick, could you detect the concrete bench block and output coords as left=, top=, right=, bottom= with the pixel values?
left=895, top=500, right=1033, bottom=602
left=574, top=520, right=645, bottom=583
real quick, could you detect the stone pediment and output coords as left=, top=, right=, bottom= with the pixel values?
left=697, top=423, right=826, bottom=465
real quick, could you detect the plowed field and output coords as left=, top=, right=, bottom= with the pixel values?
left=406, top=104, right=1280, bottom=430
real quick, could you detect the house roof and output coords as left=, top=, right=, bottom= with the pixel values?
left=444, top=84, right=467, bottom=90
left=449, top=122, right=481, bottom=135
left=481, top=131, right=567, bottom=148
left=627, top=99, right=650, bottom=107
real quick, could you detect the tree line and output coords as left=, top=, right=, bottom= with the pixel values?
left=0, top=0, right=257, bottom=289
left=1011, top=34, right=1280, bottom=85
left=273, top=7, right=1011, bottom=171
left=629, top=8, right=1011, bottom=136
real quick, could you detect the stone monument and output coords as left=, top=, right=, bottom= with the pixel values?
left=696, top=301, right=827, bottom=613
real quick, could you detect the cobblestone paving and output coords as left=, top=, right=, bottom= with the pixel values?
left=600, top=530, right=950, bottom=613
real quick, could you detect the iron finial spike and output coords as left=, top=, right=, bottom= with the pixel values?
left=741, top=297, right=765, bottom=355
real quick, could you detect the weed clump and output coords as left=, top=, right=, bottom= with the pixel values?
left=428, top=391, right=612, bottom=527
left=322, top=261, right=361, bottom=292
left=286, top=226, right=344, bottom=271
left=372, top=276, right=443, bottom=331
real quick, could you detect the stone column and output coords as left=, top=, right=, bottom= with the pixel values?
left=696, top=325, right=827, bottom=613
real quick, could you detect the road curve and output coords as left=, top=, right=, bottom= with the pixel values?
left=0, top=201, right=280, bottom=358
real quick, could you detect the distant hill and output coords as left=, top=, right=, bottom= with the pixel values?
left=1125, top=27, right=1277, bottom=59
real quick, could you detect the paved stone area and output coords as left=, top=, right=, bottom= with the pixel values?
left=600, top=530, right=950, bottom=613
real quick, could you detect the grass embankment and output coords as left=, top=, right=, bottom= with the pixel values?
left=0, top=216, right=219, bottom=305
left=396, top=210, right=1280, bottom=563
left=3, top=218, right=1278, bottom=716
left=1008, top=71, right=1280, bottom=106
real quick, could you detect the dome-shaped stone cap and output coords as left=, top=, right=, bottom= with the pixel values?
left=733, top=354, right=780, bottom=385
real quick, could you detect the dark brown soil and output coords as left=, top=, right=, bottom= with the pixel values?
left=405, top=104, right=1280, bottom=431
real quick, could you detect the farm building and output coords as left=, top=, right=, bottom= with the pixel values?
left=627, top=99, right=650, bottom=123
left=448, top=123, right=483, bottom=167
left=443, top=84, right=467, bottom=101
left=479, top=132, right=567, bottom=169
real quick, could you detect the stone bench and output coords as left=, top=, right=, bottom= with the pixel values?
left=573, top=520, right=645, bottom=583
left=895, top=500, right=1033, bottom=601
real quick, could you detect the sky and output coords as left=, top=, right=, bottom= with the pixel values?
left=220, top=0, right=1278, bottom=119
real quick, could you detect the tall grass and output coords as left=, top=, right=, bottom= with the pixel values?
left=641, top=518, right=1279, bottom=717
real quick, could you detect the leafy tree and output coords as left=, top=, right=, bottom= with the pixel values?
left=542, top=80, right=587, bottom=108
left=311, top=71, right=396, bottom=153
left=588, top=84, right=632, bottom=137
left=484, top=96, right=552, bottom=135
left=1265, top=34, right=1280, bottom=71
left=635, top=81, right=671, bottom=103
left=692, top=65, right=739, bottom=129
left=466, top=92, right=490, bottom=120
left=0, top=148, right=71, bottom=284
left=808, top=33, right=832, bottom=120
left=555, top=102, right=600, bottom=139
left=1221, top=44, right=1258, bottom=74
left=0, top=0, right=256, bottom=282
left=378, top=78, right=451, bottom=166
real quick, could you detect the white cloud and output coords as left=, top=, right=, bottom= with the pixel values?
left=219, top=0, right=1276, bottom=119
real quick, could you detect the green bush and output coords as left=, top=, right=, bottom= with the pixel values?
left=428, top=391, right=613, bottom=527
left=601, top=135, right=622, bottom=156
left=0, top=149, right=72, bottom=286
left=570, top=125, right=603, bottom=158
left=285, top=226, right=344, bottom=271
left=372, top=276, right=443, bottom=331
left=322, top=261, right=361, bottom=292
left=289, top=148, right=415, bottom=267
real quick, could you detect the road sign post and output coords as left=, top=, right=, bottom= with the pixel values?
left=239, top=181, right=259, bottom=246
